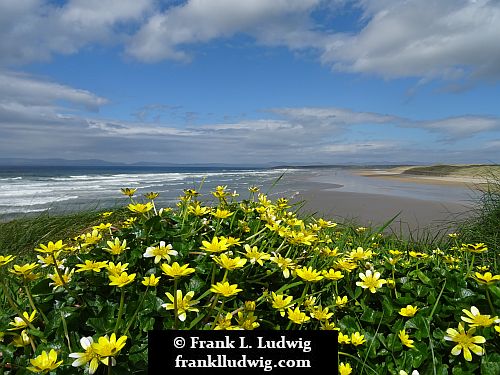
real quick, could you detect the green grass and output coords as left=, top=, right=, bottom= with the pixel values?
left=457, top=176, right=500, bottom=269
left=401, top=164, right=500, bottom=177
left=0, top=209, right=128, bottom=259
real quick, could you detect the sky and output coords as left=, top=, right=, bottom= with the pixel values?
left=1, top=0, right=500, bottom=166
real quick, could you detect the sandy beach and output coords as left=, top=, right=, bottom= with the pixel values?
left=292, top=187, right=474, bottom=236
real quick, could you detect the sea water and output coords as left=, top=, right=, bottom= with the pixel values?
left=0, top=166, right=478, bottom=220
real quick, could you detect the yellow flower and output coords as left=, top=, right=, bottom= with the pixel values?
left=12, top=330, right=31, bottom=347
left=339, top=362, right=352, bottom=375
left=474, top=272, right=500, bottom=284
left=106, top=262, right=129, bottom=277
left=338, top=332, right=351, bottom=344
left=108, top=272, right=136, bottom=287
left=335, top=259, right=358, bottom=272
left=144, top=241, right=178, bottom=263
left=356, top=270, right=387, bottom=293
left=287, top=307, right=310, bottom=324
left=409, top=251, right=429, bottom=259
left=399, top=305, right=419, bottom=317
left=461, top=243, right=488, bottom=253
left=237, top=311, right=260, bottom=330
left=0, top=254, right=15, bottom=267
left=27, top=349, right=63, bottom=373
left=105, top=238, right=128, bottom=255
left=121, top=187, right=137, bottom=196
left=9, top=263, right=39, bottom=279
left=224, top=236, right=242, bottom=247
left=213, top=254, right=247, bottom=271
left=210, top=281, right=242, bottom=297
left=335, top=296, right=348, bottom=308
left=160, top=262, right=196, bottom=278
left=128, top=202, right=153, bottom=214
left=270, top=254, right=295, bottom=278
left=162, top=290, right=199, bottom=321
left=188, top=203, right=211, bottom=216
left=69, top=337, right=100, bottom=374
left=215, top=312, right=237, bottom=330
left=322, top=269, right=344, bottom=281
left=310, top=306, right=333, bottom=321
left=349, top=247, right=373, bottom=261
left=92, top=333, right=128, bottom=366
left=48, top=268, right=74, bottom=290
left=271, top=292, right=294, bottom=317
left=9, top=310, right=37, bottom=330
left=81, top=230, right=102, bottom=246
left=144, top=192, right=159, bottom=200
left=200, top=236, right=230, bottom=253
left=461, top=306, right=499, bottom=327
left=495, top=326, right=500, bottom=335
left=142, top=274, right=161, bottom=287
left=399, top=330, right=414, bottom=348
left=75, top=260, right=108, bottom=273
left=316, top=218, right=337, bottom=228
left=444, top=322, right=486, bottom=361
left=351, top=332, right=366, bottom=346
left=35, top=240, right=65, bottom=253
left=295, top=266, right=323, bottom=282
left=244, top=300, right=256, bottom=311
left=37, top=252, right=64, bottom=268
left=93, top=223, right=112, bottom=231
left=212, top=208, right=233, bottom=219
left=286, top=230, right=317, bottom=246
left=319, top=247, right=340, bottom=257
left=244, top=244, right=270, bottom=266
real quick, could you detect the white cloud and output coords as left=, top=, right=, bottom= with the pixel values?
left=1, top=1, right=499, bottom=84
left=321, top=141, right=397, bottom=154
left=322, top=0, right=500, bottom=80
left=0, top=70, right=498, bottom=163
left=126, top=0, right=322, bottom=62
left=0, top=0, right=153, bottom=65
left=418, top=116, right=500, bottom=137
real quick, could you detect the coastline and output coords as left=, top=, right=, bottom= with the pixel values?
left=292, top=187, right=474, bottom=235
left=353, top=168, right=489, bottom=186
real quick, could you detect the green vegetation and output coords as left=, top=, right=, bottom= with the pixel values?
left=0, top=210, right=128, bottom=261
left=0, top=184, right=499, bottom=375
left=401, top=164, right=500, bottom=178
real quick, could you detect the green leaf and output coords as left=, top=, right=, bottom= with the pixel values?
left=481, top=353, right=500, bottom=375
left=360, top=308, right=383, bottom=324
left=414, top=269, right=431, bottom=285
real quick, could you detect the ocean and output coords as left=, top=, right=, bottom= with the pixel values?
left=0, top=165, right=478, bottom=220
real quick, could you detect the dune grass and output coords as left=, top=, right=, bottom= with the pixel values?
left=0, top=210, right=128, bottom=259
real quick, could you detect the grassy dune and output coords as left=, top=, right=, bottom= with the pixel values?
left=401, top=164, right=500, bottom=178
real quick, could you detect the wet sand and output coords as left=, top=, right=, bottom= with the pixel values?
left=291, top=187, right=475, bottom=237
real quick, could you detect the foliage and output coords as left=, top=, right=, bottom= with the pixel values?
left=0, top=186, right=499, bottom=374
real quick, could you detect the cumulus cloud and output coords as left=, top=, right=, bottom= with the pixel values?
left=0, top=0, right=152, bottom=65
left=126, top=0, right=322, bottom=62
left=322, top=0, right=500, bottom=80
left=2, top=1, right=499, bottom=84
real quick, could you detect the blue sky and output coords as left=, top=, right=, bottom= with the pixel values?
left=1, top=0, right=500, bottom=165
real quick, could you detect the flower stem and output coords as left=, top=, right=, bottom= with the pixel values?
left=0, top=280, right=37, bottom=331
left=124, top=288, right=149, bottom=336
left=23, top=283, right=49, bottom=325
left=114, top=289, right=126, bottom=333
left=173, top=278, right=179, bottom=329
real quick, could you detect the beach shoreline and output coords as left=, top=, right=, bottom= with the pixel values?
left=290, top=184, right=475, bottom=236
